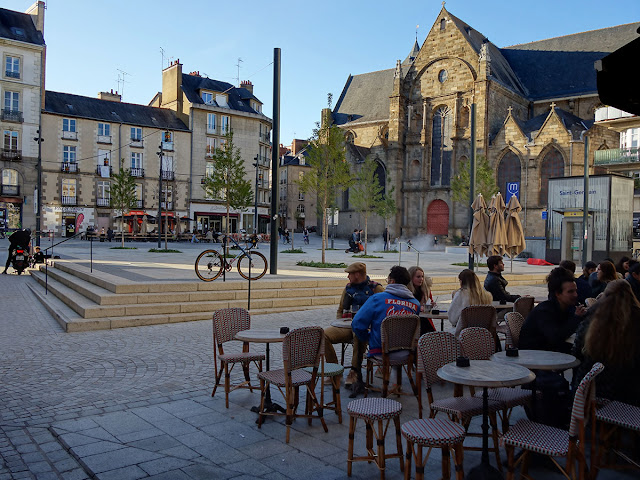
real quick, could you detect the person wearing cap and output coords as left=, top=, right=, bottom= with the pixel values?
left=324, top=262, right=383, bottom=387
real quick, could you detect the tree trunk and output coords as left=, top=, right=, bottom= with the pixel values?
left=120, top=215, right=125, bottom=248
left=364, top=213, right=368, bottom=255
left=321, top=193, right=327, bottom=264
left=226, top=203, right=230, bottom=260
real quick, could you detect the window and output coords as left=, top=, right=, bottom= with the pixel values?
left=3, top=91, right=19, bottom=111
left=205, top=162, right=215, bottom=178
left=440, top=18, right=446, bottom=30
left=3, top=130, right=18, bottom=150
left=63, top=145, right=76, bottom=163
left=62, top=178, right=77, bottom=201
left=430, top=106, right=452, bottom=186
left=97, top=181, right=110, bottom=202
left=497, top=152, right=521, bottom=195
left=221, top=115, right=230, bottom=133
left=164, top=131, right=173, bottom=143
left=216, top=94, right=228, bottom=108
left=296, top=204, right=305, bottom=214
left=5, top=56, right=20, bottom=78
left=621, top=128, right=639, bottom=149
left=131, top=127, right=142, bottom=141
left=135, top=184, right=143, bottom=207
left=3, top=169, right=18, bottom=186
left=98, top=149, right=111, bottom=166
left=131, top=152, right=142, bottom=169
left=206, top=137, right=216, bottom=157
left=62, top=118, right=76, bottom=132
left=201, top=92, right=214, bottom=105
left=298, top=191, right=305, bottom=201
left=374, top=161, right=386, bottom=197
left=539, top=148, right=564, bottom=205
left=207, top=113, right=217, bottom=133
left=98, top=123, right=110, bottom=137
left=161, top=155, right=173, bottom=172
left=162, top=184, right=173, bottom=207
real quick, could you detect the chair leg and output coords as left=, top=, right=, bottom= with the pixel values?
left=211, top=360, right=224, bottom=398
left=348, top=416, right=356, bottom=477
left=382, top=365, right=390, bottom=398
left=442, top=443, right=451, bottom=480
left=242, top=361, right=252, bottom=392
left=489, top=412, right=503, bottom=472
left=404, top=439, right=413, bottom=480
left=285, top=386, right=294, bottom=443
left=334, top=379, right=343, bottom=424
left=453, top=444, right=464, bottom=480
left=365, top=360, right=372, bottom=398
left=224, top=363, right=230, bottom=409
left=506, top=445, right=515, bottom=480
left=416, top=444, right=424, bottom=480
left=257, top=378, right=266, bottom=428
left=521, top=450, right=531, bottom=478
left=377, top=419, right=386, bottom=480
left=394, top=416, right=404, bottom=473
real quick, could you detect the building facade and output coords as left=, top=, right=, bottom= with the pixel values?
left=0, top=2, right=45, bottom=232
left=332, top=6, right=637, bottom=241
left=155, top=61, right=272, bottom=234
left=278, top=140, right=317, bottom=233
left=40, top=91, right=190, bottom=235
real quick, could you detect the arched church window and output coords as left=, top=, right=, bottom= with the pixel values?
left=431, top=106, right=452, bottom=186
left=410, top=159, right=421, bottom=180
left=440, top=18, right=446, bottom=31
left=539, top=148, right=564, bottom=205
left=497, top=151, right=521, bottom=195
left=374, top=161, right=386, bottom=197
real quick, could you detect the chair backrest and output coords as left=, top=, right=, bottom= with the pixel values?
left=459, top=305, right=497, bottom=335
left=418, top=331, right=461, bottom=388
left=513, top=296, right=535, bottom=318
left=212, top=308, right=251, bottom=345
left=569, top=362, right=604, bottom=437
left=459, top=327, right=495, bottom=360
left=380, top=314, right=420, bottom=353
left=283, top=326, right=324, bottom=372
left=504, top=312, right=525, bottom=348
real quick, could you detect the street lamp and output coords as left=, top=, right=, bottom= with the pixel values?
left=156, top=142, right=163, bottom=248
left=33, top=129, right=44, bottom=246
left=253, top=155, right=259, bottom=234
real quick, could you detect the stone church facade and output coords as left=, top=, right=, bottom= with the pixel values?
left=331, top=6, right=638, bottom=241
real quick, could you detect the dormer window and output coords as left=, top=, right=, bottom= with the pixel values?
left=215, top=94, right=228, bottom=108
left=440, top=18, right=446, bottom=31
left=202, top=91, right=214, bottom=105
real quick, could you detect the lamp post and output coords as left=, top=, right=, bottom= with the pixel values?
left=253, top=155, right=259, bottom=234
left=156, top=142, right=163, bottom=248
left=33, top=129, right=44, bottom=246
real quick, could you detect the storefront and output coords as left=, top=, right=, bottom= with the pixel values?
left=191, top=205, right=271, bottom=234
left=43, top=206, right=95, bottom=237
left=546, top=174, right=634, bottom=264
left=0, top=200, right=22, bottom=231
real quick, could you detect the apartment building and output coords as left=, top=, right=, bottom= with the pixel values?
left=278, top=140, right=317, bottom=232
left=41, top=90, right=189, bottom=236
left=154, top=61, right=272, bottom=234
left=0, top=2, right=45, bottom=232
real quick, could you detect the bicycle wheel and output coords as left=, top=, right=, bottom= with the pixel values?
left=237, top=251, right=268, bottom=280
left=195, top=250, right=224, bottom=281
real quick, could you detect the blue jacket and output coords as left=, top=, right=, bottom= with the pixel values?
left=352, top=284, right=420, bottom=355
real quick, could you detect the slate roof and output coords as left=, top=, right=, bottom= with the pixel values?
left=180, top=74, right=263, bottom=115
left=502, top=22, right=640, bottom=100
left=44, top=91, right=189, bottom=131
left=333, top=69, right=396, bottom=126
left=346, top=143, right=371, bottom=162
left=0, top=7, right=44, bottom=45
left=402, top=40, right=420, bottom=65
left=511, top=107, right=590, bottom=142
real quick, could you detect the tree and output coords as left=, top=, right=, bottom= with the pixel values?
left=349, top=156, right=396, bottom=255
left=202, top=131, right=253, bottom=245
left=451, top=155, right=498, bottom=204
left=297, top=95, right=352, bottom=263
left=110, top=166, right=138, bottom=247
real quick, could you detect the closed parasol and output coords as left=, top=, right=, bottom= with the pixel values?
left=505, top=195, right=526, bottom=270
left=469, top=193, right=489, bottom=258
left=141, top=215, right=148, bottom=235
left=487, top=193, right=508, bottom=257
left=132, top=215, right=139, bottom=234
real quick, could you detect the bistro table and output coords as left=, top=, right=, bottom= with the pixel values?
left=438, top=360, right=534, bottom=480
left=491, top=300, right=514, bottom=310
left=330, top=319, right=353, bottom=329
left=235, top=329, right=287, bottom=417
left=419, top=311, right=449, bottom=332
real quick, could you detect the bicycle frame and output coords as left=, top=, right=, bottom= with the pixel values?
left=219, top=235, right=255, bottom=276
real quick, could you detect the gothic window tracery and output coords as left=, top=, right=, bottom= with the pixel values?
left=539, top=147, right=564, bottom=205
left=497, top=151, right=522, bottom=195
left=431, top=106, right=452, bottom=186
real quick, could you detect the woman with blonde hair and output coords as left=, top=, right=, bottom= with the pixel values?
left=407, top=266, right=434, bottom=306
left=448, top=269, right=493, bottom=337
left=572, top=279, right=640, bottom=405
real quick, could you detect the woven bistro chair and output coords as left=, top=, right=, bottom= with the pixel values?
left=211, top=308, right=265, bottom=408
left=257, top=326, right=328, bottom=443
left=417, top=331, right=504, bottom=471
left=459, top=305, right=500, bottom=351
left=504, top=312, right=525, bottom=349
left=365, top=314, right=420, bottom=403
left=591, top=399, right=640, bottom=478
left=513, top=296, right=535, bottom=319
left=459, top=327, right=532, bottom=433
left=502, top=362, right=604, bottom=480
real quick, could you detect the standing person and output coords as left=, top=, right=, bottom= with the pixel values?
left=407, top=266, right=435, bottom=334
left=106, top=227, right=114, bottom=242
left=572, top=280, right=640, bottom=406
left=448, top=269, right=494, bottom=338
left=351, top=266, right=420, bottom=395
left=2, top=228, right=31, bottom=274
left=383, top=227, right=390, bottom=251
left=591, top=260, right=617, bottom=297
left=323, top=262, right=383, bottom=389
left=284, top=228, right=290, bottom=244
left=278, top=226, right=284, bottom=242
left=483, top=255, right=520, bottom=303
left=303, top=226, right=309, bottom=244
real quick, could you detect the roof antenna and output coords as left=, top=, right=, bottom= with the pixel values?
left=416, top=24, right=419, bottom=43
left=160, top=46, right=166, bottom=70
left=117, top=69, right=130, bottom=100
left=236, top=58, right=243, bottom=87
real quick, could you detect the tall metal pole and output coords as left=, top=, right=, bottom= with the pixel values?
left=270, top=48, right=281, bottom=274
left=254, top=155, right=259, bottom=234
left=582, top=135, right=589, bottom=267
left=157, top=143, right=163, bottom=248
left=34, top=129, right=44, bottom=247
left=468, top=102, right=476, bottom=270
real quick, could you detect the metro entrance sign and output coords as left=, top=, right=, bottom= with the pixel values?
left=506, top=182, right=520, bottom=201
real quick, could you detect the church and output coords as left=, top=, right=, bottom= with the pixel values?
left=331, top=6, right=639, bottom=241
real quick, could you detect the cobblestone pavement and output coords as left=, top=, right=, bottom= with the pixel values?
left=1, top=268, right=633, bottom=478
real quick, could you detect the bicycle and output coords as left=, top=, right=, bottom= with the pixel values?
left=195, top=235, right=268, bottom=281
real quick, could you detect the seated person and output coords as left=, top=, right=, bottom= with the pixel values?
left=323, top=262, right=383, bottom=388
left=483, top=255, right=520, bottom=303
left=33, top=246, right=46, bottom=264
left=351, top=265, right=420, bottom=395
left=448, top=269, right=494, bottom=338
left=591, top=260, right=617, bottom=298
left=571, top=280, right=640, bottom=406
left=578, top=261, right=596, bottom=281
left=559, top=260, right=590, bottom=305
left=627, top=262, right=640, bottom=302
left=205, top=230, right=214, bottom=243
left=407, top=266, right=435, bottom=334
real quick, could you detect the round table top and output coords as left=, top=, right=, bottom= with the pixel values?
left=438, top=360, right=535, bottom=388
left=235, top=329, right=287, bottom=343
left=492, top=300, right=514, bottom=309
left=419, top=311, right=448, bottom=319
left=491, top=350, right=579, bottom=370
left=330, top=320, right=353, bottom=329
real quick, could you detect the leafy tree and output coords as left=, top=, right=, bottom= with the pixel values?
left=349, top=156, right=396, bottom=254
left=202, top=131, right=253, bottom=244
left=451, top=155, right=498, bottom=204
left=110, top=166, right=138, bottom=247
left=296, top=95, right=352, bottom=263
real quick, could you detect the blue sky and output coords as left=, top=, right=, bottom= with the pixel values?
left=6, top=0, right=639, bottom=146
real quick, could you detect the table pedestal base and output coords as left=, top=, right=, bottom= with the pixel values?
left=466, top=462, right=503, bottom=480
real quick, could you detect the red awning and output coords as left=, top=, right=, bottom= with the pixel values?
left=194, top=212, right=238, bottom=217
left=259, top=215, right=270, bottom=219
left=127, top=210, right=146, bottom=216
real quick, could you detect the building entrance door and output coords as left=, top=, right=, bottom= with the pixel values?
left=561, top=216, right=593, bottom=264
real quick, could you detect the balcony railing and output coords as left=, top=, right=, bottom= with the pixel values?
left=259, top=132, right=270, bottom=143
left=206, top=125, right=220, bottom=135
left=61, top=162, right=78, bottom=173
left=62, top=130, right=77, bottom=140
left=97, top=135, right=112, bottom=144
left=96, top=165, right=112, bottom=177
left=130, top=137, right=144, bottom=148
left=257, top=155, right=270, bottom=167
left=161, top=201, right=173, bottom=210
left=61, top=196, right=76, bottom=205
left=5, top=70, right=20, bottom=79
left=1, top=185, right=19, bottom=196
left=135, top=199, right=144, bottom=208
left=96, top=198, right=110, bottom=207
left=1, top=149, right=22, bottom=161
left=162, top=141, right=174, bottom=151
left=161, top=170, right=174, bottom=181
left=594, top=147, right=640, bottom=166
left=130, top=167, right=144, bottom=177
left=1, top=109, right=23, bottom=123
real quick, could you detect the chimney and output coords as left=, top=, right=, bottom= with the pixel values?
left=26, top=1, right=45, bottom=34
left=161, top=59, right=183, bottom=110
left=98, top=90, right=122, bottom=102
left=240, top=80, right=253, bottom=94
left=291, top=139, right=308, bottom=155
left=188, top=71, right=201, bottom=77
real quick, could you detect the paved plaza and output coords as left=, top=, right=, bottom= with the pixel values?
left=0, top=235, right=633, bottom=479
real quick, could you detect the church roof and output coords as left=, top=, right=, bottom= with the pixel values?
left=402, top=40, right=421, bottom=65
left=501, top=22, right=640, bottom=100
left=346, top=143, right=371, bottom=162
left=515, top=107, right=591, bottom=142
left=333, top=69, right=396, bottom=126
left=0, top=7, right=44, bottom=46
